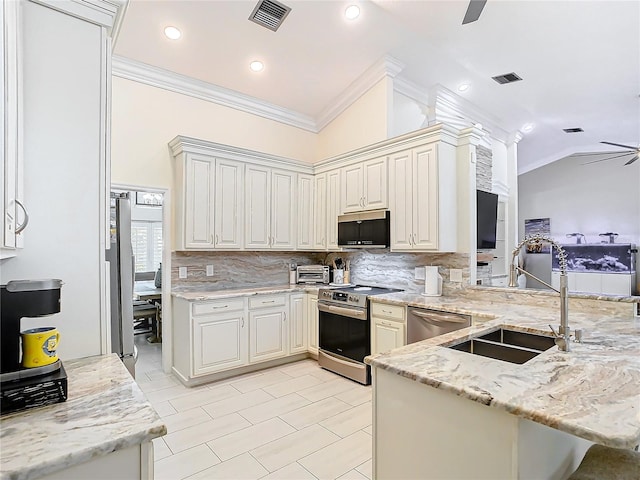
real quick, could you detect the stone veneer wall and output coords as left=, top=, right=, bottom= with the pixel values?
left=476, top=145, right=493, bottom=192
left=171, top=250, right=470, bottom=295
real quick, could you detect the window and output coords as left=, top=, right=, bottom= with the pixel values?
left=132, top=221, right=162, bottom=273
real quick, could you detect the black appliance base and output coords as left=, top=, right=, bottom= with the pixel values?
left=1, top=363, right=68, bottom=416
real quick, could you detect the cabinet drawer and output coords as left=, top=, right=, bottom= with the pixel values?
left=192, top=298, right=245, bottom=316
left=371, top=302, right=405, bottom=321
left=249, top=294, right=287, bottom=310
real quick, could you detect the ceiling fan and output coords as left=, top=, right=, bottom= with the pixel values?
left=575, top=142, right=640, bottom=166
left=462, top=0, right=487, bottom=25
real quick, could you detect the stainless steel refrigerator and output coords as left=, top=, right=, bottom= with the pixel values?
left=106, top=192, right=136, bottom=377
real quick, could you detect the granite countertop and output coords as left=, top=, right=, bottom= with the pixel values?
left=0, top=354, right=166, bottom=480
left=172, top=284, right=321, bottom=301
left=366, top=289, right=640, bottom=449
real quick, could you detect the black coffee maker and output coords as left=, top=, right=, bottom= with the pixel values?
left=0, top=279, right=68, bottom=415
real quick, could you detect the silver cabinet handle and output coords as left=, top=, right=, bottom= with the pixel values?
left=212, top=305, right=229, bottom=309
left=14, top=200, right=29, bottom=234
left=283, top=312, right=286, bottom=322
left=215, top=234, right=219, bottom=245
left=241, top=317, right=244, bottom=328
left=262, top=300, right=275, bottom=304
left=363, top=197, right=366, bottom=207
left=381, top=309, right=393, bottom=315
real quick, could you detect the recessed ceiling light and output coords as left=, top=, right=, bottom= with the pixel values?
left=458, top=83, right=470, bottom=92
left=522, top=123, right=535, bottom=133
left=345, top=5, right=360, bottom=20
left=164, top=26, right=181, bottom=40
left=250, top=60, right=264, bottom=72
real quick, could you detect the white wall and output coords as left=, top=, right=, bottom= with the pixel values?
left=518, top=153, right=640, bottom=286
left=316, top=77, right=391, bottom=160
left=391, top=91, right=428, bottom=138
left=110, top=77, right=318, bottom=190
left=0, top=2, right=105, bottom=360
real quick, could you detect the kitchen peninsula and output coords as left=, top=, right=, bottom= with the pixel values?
left=366, top=287, right=640, bottom=480
left=0, top=355, right=166, bottom=480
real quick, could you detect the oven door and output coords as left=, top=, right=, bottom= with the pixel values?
left=318, top=302, right=370, bottom=363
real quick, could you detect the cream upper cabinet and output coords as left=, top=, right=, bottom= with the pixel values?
left=245, top=166, right=295, bottom=250
left=312, top=173, right=327, bottom=250
left=297, top=174, right=314, bottom=250
left=326, top=169, right=341, bottom=250
left=389, top=144, right=445, bottom=251
left=184, top=155, right=215, bottom=249
left=341, top=157, right=388, bottom=213
left=174, top=154, right=243, bottom=250
left=214, top=159, right=244, bottom=249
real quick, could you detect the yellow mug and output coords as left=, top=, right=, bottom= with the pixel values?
left=21, top=327, right=60, bottom=368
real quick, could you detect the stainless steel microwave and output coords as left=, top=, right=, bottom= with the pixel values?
left=337, top=210, right=390, bottom=248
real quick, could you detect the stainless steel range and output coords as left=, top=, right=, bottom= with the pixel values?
left=317, top=285, right=401, bottom=385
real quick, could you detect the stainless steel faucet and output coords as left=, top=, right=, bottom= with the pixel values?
left=508, top=234, right=571, bottom=352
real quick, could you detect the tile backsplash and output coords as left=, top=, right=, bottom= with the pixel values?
left=172, top=250, right=470, bottom=294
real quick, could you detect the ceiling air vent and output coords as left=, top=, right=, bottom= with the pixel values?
left=563, top=128, right=584, bottom=133
left=491, top=72, right=523, bottom=85
left=249, top=0, right=291, bottom=32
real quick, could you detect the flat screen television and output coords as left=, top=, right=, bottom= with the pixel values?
left=477, top=190, right=499, bottom=250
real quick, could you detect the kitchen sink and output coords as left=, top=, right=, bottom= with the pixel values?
left=448, top=328, right=556, bottom=365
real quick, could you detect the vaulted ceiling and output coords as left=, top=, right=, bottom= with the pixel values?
left=114, top=0, right=640, bottom=173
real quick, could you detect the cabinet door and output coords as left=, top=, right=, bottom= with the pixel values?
left=307, top=295, right=319, bottom=354
left=193, top=313, right=247, bottom=376
left=245, top=164, right=271, bottom=249
left=574, top=272, right=602, bottom=294
left=290, top=294, right=307, bottom=354
left=185, top=155, right=215, bottom=249
left=297, top=174, right=314, bottom=250
left=601, top=274, right=632, bottom=295
left=326, top=169, right=341, bottom=250
left=271, top=170, right=296, bottom=250
left=372, top=317, right=405, bottom=355
left=214, top=159, right=244, bottom=249
left=363, top=157, right=388, bottom=210
left=412, top=145, right=439, bottom=250
left=312, top=173, right=327, bottom=250
left=249, top=307, right=288, bottom=363
left=341, top=164, right=364, bottom=213
left=389, top=150, right=413, bottom=250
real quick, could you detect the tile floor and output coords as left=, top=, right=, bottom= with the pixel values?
left=134, top=336, right=373, bottom=480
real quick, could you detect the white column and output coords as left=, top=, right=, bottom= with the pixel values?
left=506, top=131, right=523, bottom=256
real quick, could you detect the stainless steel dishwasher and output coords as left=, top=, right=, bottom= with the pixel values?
left=407, top=307, right=471, bottom=344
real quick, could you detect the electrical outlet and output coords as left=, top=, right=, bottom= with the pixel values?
left=206, top=265, right=214, bottom=276
left=414, top=267, right=426, bottom=280
left=450, top=269, right=463, bottom=283
left=178, top=267, right=187, bottom=279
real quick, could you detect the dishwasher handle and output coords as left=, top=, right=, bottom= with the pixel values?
left=410, top=310, right=470, bottom=325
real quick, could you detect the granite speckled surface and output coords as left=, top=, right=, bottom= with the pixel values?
left=172, top=284, right=319, bottom=301
left=0, top=354, right=166, bottom=480
left=366, top=289, right=640, bottom=449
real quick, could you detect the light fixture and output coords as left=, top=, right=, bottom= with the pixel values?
left=522, top=123, right=535, bottom=133
left=345, top=4, right=360, bottom=20
left=458, top=83, right=470, bottom=92
left=250, top=60, right=264, bottom=72
left=164, top=26, right=181, bottom=40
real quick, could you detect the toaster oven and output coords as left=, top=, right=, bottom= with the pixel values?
left=296, top=265, right=330, bottom=284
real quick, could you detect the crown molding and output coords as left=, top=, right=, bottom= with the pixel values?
left=109, top=0, right=128, bottom=47
left=112, top=56, right=317, bottom=132
left=31, top=0, right=121, bottom=28
left=492, top=179, right=510, bottom=197
left=427, top=84, right=513, bottom=143
left=393, top=76, right=429, bottom=106
left=314, top=55, right=406, bottom=131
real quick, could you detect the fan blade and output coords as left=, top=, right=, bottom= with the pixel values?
left=571, top=151, right=627, bottom=157
left=600, top=141, right=638, bottom=150
left=581, top=152, right=638, bottom=165
left=462, top=0, right=487, bottom=24
left=624, top=155, right=638, bottom=166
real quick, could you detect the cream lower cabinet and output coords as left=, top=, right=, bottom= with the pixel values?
left=371, top=302, right=406, bottom=355
left=307, top=293, right=319, bottom=355
left=190, top=299, right=248, bottom=376
left=248, top=294, right=289, bottom=363
left=289, top=293, right=308, bottom=354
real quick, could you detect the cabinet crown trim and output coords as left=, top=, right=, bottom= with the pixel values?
left=169, top=136, right=314, bottom=174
